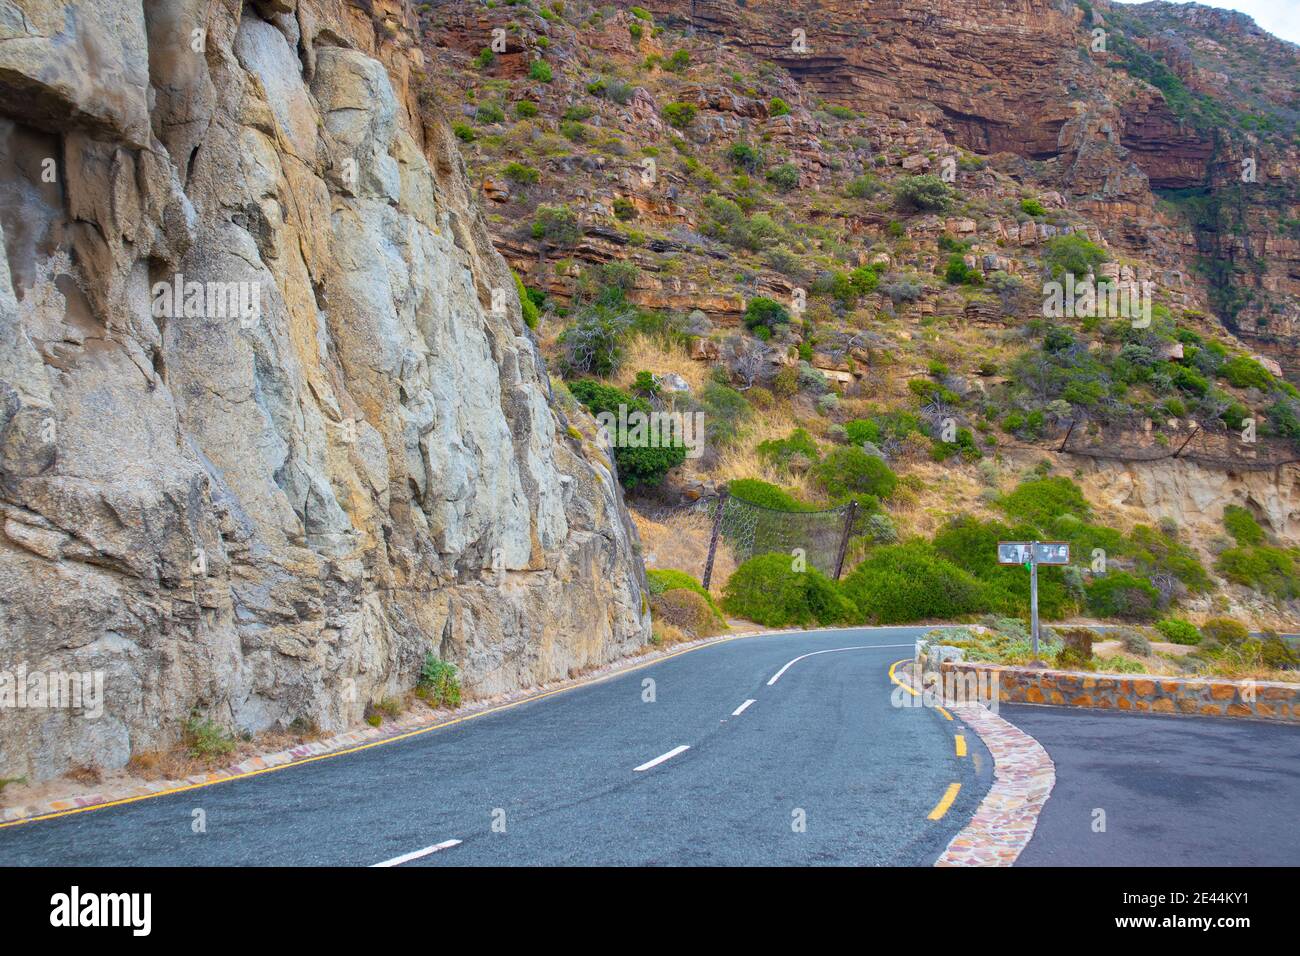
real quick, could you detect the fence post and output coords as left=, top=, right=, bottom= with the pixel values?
left=833, top=499, right=858, bottom=581
left=701, top=488, right=728, bottom=590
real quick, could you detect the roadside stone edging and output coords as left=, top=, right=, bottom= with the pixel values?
left=897, top=662, right=1056, bottom=867
left=943, top=661, right=1300, bottom=722
left=935, top=700, right=1056, bottom=867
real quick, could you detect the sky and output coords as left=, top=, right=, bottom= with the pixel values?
left=1113, top=0, right=1300, bottom=45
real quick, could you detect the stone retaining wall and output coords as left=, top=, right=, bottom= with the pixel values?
left=940, top=662, right=1300, bottom=723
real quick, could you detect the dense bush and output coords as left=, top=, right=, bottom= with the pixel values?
left=999, top=476, right=1090, bottom=527
left=722, top=554, right=857, bottom=627
left=1215, top=545, right=1300, bottom=599
left=513, top=271, right=539, bottom=330
left=567, top=380, right=686, bottom=488
left=728, top=478, right=814, bottom=512
left=932, top=515, right=1073, bottom=619
left=662, top=102, right=697, bottom=129
left=558, top=304, right=632, bottom=375
left=814, top=446, right=898, bottom=501
left=1042, top=234, right=1107, bottom=280
left=1200, top=617, right=1249, bottom=646
left=529, top=59, right=553, bottom=82
left=766, top=163, right=800, bottom=191
left=756, top=428, right=821, bottom=466
left=893, top=174, right=954, bottom=212
left=742, top=296, right=791, bottom=333
left=1154, top=618, right=1201, bottom=645
left=1223, top=504, right=1265, bottom=545
left=532, top=204, right=582, bottom=246
left=418, top=654, right=462, bottom=708
left=652, top=589, right=726, bottom=637
left=1085, top=571, right=1161, bottom=621
left=841, top=542, right=987, bottom=624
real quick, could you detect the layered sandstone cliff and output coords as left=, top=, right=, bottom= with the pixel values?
left=0, top=0, right=650, bottom=782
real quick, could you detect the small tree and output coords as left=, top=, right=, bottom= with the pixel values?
left=743, top=296, right=790, bottom=334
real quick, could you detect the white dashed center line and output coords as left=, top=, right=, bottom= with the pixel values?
left=372, top=838, right=463, bottom=867
left=732, top=699, right=756, bottom=716
left=634, top=745, right=690, bottom=772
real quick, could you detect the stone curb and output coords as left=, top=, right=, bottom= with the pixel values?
left=934, top=700, right=1056, bottom=867
left=896, top=662, right=1056, bottom=867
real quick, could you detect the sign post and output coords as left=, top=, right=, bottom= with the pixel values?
left=997, top=541, right=1070, bottom=661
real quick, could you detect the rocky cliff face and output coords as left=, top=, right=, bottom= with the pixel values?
left=0, top=0, right=650, bottom=783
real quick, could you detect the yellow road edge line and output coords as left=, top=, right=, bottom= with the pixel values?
left=936, top=706, right=953, bottom=721
left=0, top=633, right=753, bottom=831
left=927, top=782, right=961, bottom=821
left=955, top=734, right=967, bottom=757
left=887, top=658, right=918, bottom=697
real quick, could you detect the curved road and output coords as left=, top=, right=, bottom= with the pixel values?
left=0, top=627, right=989, bottom=866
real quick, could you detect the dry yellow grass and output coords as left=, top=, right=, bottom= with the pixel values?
left=613, top=333, right=711, bottom=394
left=632, top=507, right=738, bottom=597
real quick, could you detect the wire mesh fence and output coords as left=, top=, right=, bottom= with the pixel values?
left=634, top=490, right=859, bottom=592
left=1038, top=420, right=1300, bottom=471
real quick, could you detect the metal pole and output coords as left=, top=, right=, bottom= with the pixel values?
left=1029, top=542, right=1040, bottom=660
left=832, top=499, right=858, bottom=581
left=701, top=488, right=728, bottom=590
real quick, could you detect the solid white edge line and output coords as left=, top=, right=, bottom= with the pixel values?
left=732, top=699, right=756, bottom=716
left=766, top=643, right=914, bottom=686
left=372, top=838, right=463, bottom=868
left=633, top=744, right=690, bottom=772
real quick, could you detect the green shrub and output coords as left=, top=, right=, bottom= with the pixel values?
left=1000, top=477, right=1090, bottom=528
left=1116, top=626, right=1151, bottom=656
left=558, top=304, right=631, bottom=376
left=814, top=446, right=898, bottom=501
left=1020, top=198, right=1046, bottom=217
left=769, top=97, right=791, bottom=116
left=842, top=542, right=987, bottom=624
left=662, top=102, right=697, bottom=129
left=742, top=296, right=790, bottom=333
left=567, top=379, right=686, bottom=487
left=757, top=428, right=820, bottom=467
left=722, top=554, right=857, bottom=627
left=514, top=100, right=540, bottom=118
left=183, top=713, right=236, bottom=759
left=894, top=175, right=953, bottom=212
left=943, top=254, right=982, bottom=286
left=1220, top=355, right=1275, bottom=390
left=560, top=119, right=587, bottom=141
left=532, top=204, right=582, bottom=245
left=698, top=381, right=753, bottom=449
left=1042, top=234, right=1107, bottom=280
left=1215, top=545, right=1300, bottom=598
left=666, top=49, right=690, bottom=73
left=652, top=588, right=726, bottom=637
left=418, top=653, right=462, bottom=708
left=932, top=514, right=1074, bottom=619
left=1200, top=617, right=1249, bottom=646
left=613, top=196, right=637, bottom=221
left=646, top=568, right=723, bottom=618
left=529, top=59, right=553, bottom=82
left=512, top=271, right=539, bottom=329
left=475, top=102, right=505, bottom=123
left=1223, top=504, right=1265, bottom=545
left=1085, top=572, right=1161, bottom=621
left=453, top=122, right=476, bottom=142
left=1155, top=618, right=1201, bottom=645
left=846, top=174, right=882, bottom=198
left=766, top=163, right=800, bottom=191
left=503, top=161, right=540, bottom=184
left=728, top=478, right=814, bottom=512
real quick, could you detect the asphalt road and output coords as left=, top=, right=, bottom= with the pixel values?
left=0, top=627, right=989, bottom=866
left=1008, top=704, right=1300, bottom=866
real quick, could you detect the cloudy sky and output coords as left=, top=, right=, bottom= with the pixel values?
left=1113, top=0, right=1300, bottom=45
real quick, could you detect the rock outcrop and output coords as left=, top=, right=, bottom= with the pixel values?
left=0, top=0, right=650, bottom=783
